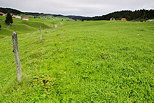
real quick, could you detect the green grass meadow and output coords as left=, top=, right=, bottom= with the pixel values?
left=0, top=17, right=154, bottom=102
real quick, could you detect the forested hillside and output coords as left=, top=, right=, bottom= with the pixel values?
left=84, top=9, right=154, bottom=21
left=1, top=7, right=153, bottom=21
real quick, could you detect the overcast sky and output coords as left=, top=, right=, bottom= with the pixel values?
left=1, top=0, right=154, bottom=16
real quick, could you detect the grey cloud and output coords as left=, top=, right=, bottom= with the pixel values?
left=1, top=0, right=154, bottom=16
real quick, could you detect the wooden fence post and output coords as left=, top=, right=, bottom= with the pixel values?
left=40, top=25, right=42, bottom=40
left=54, top=24, right=58, bottom=28
left=12, top=32, right=22, bottom=83
left=60, top=22, right=63, bottom=25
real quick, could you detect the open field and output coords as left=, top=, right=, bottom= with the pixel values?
left=0, top=16, right=64, bottom=37
left=0, top=19, right=154, bottom=102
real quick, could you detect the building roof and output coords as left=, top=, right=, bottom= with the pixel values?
left=0, top=12, right=5, bottom=15
left=22, top=17, right=29, bottom=18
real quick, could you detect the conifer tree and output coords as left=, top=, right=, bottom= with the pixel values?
left=5, top=12, right=13, bottom=25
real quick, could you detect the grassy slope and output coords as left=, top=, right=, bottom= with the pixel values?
left=0, top=16, right=62, bottom=37
left=0, top=20, right=154, bottom=103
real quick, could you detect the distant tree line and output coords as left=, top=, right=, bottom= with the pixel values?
left=83, top=9, right=154, bottom=21
left=0, top=7, right=22, bottom=15
left=1, top=7, right=154, bottom=21
left=0, top=7, right=87, bottom=20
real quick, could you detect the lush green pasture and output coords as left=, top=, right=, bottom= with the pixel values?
left=0, top=20, right=154, bottom=103
left=0, top=16, right=63, bottom=37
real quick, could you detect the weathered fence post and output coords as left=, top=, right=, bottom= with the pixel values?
left=60, top=22, right=63, bottom=25
left=40, top=25, right=42, bottom=40
left=12, top=32, right=22, bottom=83
left=54, top=24, right=58, bottom=28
